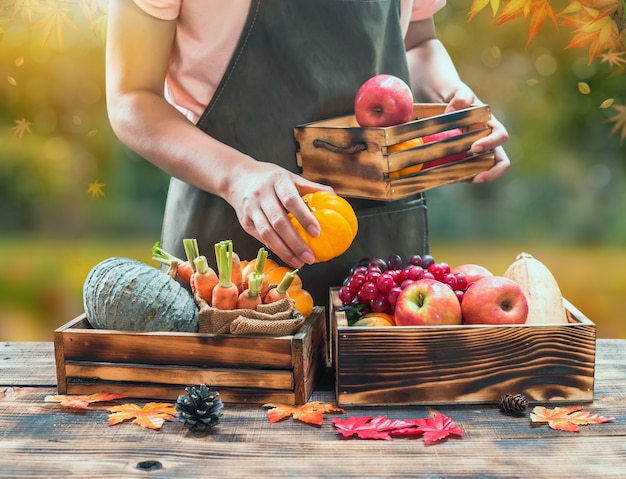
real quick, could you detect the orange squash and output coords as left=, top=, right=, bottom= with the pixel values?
left=265, top=266, right=303, bottom=290
left=289, top=191, right=358, bottom=263
left=288, top=288, right=314, bottom=317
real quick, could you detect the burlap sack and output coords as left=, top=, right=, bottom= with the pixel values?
left=197, top=296, right=304, bottom=336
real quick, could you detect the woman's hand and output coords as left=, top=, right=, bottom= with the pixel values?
left=224, top=159, right=334, bottom=268
left=445, top=90, right=510, bottom=183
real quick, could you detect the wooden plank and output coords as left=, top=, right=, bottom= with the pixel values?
left=64, top=362, right=294, bottom=389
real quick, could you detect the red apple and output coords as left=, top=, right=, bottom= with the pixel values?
left=461, top=276, right=529, bottom=325
left=354, top=74, right=414, bottom=127
left=421, top=128, right=467, bottom=169
left=394, top=279, right=462, bottom=326
left=451, top=263, right=493, bottom=286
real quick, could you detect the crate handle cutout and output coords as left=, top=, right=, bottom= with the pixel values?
left=313, top=138, right=367, bottom=155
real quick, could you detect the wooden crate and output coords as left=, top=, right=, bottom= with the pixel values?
left=54, top=307, right=327, bottom=405
left=294, top=103, right=495, bottom=201
left=330, top=289, right=596, bottom=407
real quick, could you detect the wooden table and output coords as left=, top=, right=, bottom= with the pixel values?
left=1, top=340, right=624, bottom=478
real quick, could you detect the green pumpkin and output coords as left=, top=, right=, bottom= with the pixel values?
left=83, top=257, right=198, bottom=332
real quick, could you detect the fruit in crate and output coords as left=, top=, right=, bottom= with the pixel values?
left=339, top=254, right=479, bottom=325
left=352, top=312, right=395, bottom=327
left=289, top=191, right=358, bottom=263
left=503, top=252, right=568, bottom=325
left=450, top=263, right=493, bottom=286
left=395, top=279, right=462, bottom=326
left=354, top=74, right=414, bottom=127
left=461, top=276, right=529, bottom=325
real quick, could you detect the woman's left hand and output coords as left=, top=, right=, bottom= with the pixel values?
left=445, top=89, right=510, bottom=183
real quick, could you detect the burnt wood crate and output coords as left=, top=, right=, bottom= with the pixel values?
left=330, top=289, right=596, bottom=407
left=54, top=306, right=327, bottom=405
left=294, top=103, right=496, bottom=201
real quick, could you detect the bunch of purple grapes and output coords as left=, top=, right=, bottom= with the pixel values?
left=338, top=254, right=469, bottom=317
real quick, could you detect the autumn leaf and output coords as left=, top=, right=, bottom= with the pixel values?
left=333, top=416, right=416, bottom=440
left=408, top=414, right=465, bottom=443
left=44, top=392, right=127, bottom=409
left=108, top=402, right=177, bottom=431
left=494, top=0, right=559, bottom=48
left=606, top=100, right=626, bottom=143
left=11, top=118, right=32, bottom=139
left=578, top=81, right=591, bottom=94
left=29, top=0, right=82, bottom=49
left=333, top=414, right=464, bottom=443
left=88, top=179, right=106, bottom=199
left=468, top=0, right=502, bottom=21
left=263, top=401, right=345, bottom=426
left=530, top=405, right=615, bottom=432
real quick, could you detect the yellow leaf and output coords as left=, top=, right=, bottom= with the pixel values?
left=7, top=76, right=16, bottom=86
left=526, top=78, right=540, bottom=85
left=15, top=56, right=24, bottom=67
left=578, top=82, right=591, bottom=94
left=88, top=179, right=107, bottom=199
left=11, top=118, right=32, bottom=139
left=600, top=98, right=614, bottom=108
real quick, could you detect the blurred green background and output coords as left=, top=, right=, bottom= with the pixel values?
left=1, top=2, right=624, bottom=341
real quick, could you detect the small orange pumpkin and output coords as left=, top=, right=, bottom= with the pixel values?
left=289, top=191, right=358, bottom=263
left=288, top=288, right=314, bottom=317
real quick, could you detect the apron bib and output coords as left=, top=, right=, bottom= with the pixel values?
left=161, top=0, right=429, bottom=307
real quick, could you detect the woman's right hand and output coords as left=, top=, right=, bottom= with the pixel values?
left=224, top=158, right=334, bottom=268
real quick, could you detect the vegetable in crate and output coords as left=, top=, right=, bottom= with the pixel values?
left=503, top=252, right=568, bottom=325
left=288, top=191, right=358, bottom=263
left=83, top=257, right=198, bottom=332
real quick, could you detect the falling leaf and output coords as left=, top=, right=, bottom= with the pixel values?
left=88, top=179, right=106, bottom=199
left=333, top=413, right=464, bottom=443
left=600, top=51, right=626, bottom=69
left=108, top=402, right=177, bottom=430
left=526, top=78, right=540, bottom=85
left=11, top=118, right=32, bottom=139
left=45, top=392, right=127, bottom=409
left=15, top=56, right=24, bottom=67
left=606, top=100, right=626, bottom=143
left=600, top=98, right=614, bottom=108
left=7, top=76, right=17, bottom=86
left=494, top=0, right=559, bottom=48
left=87, top=129, right=98, bottom=137
left=263, top=401, right=345, bottom=426
left=578, top=81, right=591, bottom=94
left=530, top=405, right=614, bottom=432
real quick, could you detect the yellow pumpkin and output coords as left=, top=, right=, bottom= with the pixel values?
left=289, top=191, right=358, bottom=263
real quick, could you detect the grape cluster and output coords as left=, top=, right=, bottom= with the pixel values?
left=338, top=254, right=469, bottom=318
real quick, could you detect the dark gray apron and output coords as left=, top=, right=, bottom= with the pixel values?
left=161, top=0, right=429, bottom=307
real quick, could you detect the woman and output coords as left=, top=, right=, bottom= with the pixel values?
left=105, top=0, right=510, bottom=306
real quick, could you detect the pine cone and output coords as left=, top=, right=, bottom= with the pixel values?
left=175, top=384, right=224, bottom=431
left=500, top=393, right=528, bottom=415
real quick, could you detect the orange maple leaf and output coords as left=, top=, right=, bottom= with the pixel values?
left=107, top=402, right=177, bottom=430
left=468, top=0, right=502, bottom=21
left=494, top=0, right=559, bottom=48
left=559, top=3, right=625, bottom=63
left=263, top=401, right=345, bottom=426
left=530, top=405, right=615, bottom=432
left=606, top=100, right=626, bottom=143
left=44, top=392, right=127, bottom=409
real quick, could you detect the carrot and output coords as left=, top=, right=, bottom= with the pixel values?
left=231, top=251, right=244, bottom=294
left=236, top=271, right=263, bottom=310
left=263, top=268, right=299, bottom=304
left=151, top=241, right=193, bottom=284
left=190, top=255, right=219, bottom=304
left=211, top=240, right=239, bottom=310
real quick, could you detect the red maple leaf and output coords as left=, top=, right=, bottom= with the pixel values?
left=332, top=414, right=464, bottom=442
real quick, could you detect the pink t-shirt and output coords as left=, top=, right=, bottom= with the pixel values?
left=133, top=0, right=446, bottom=123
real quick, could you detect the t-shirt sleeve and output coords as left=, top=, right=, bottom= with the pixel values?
left=133, top=0, right=181, bottom=20
left=411, top=0, right=446, bottom=21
